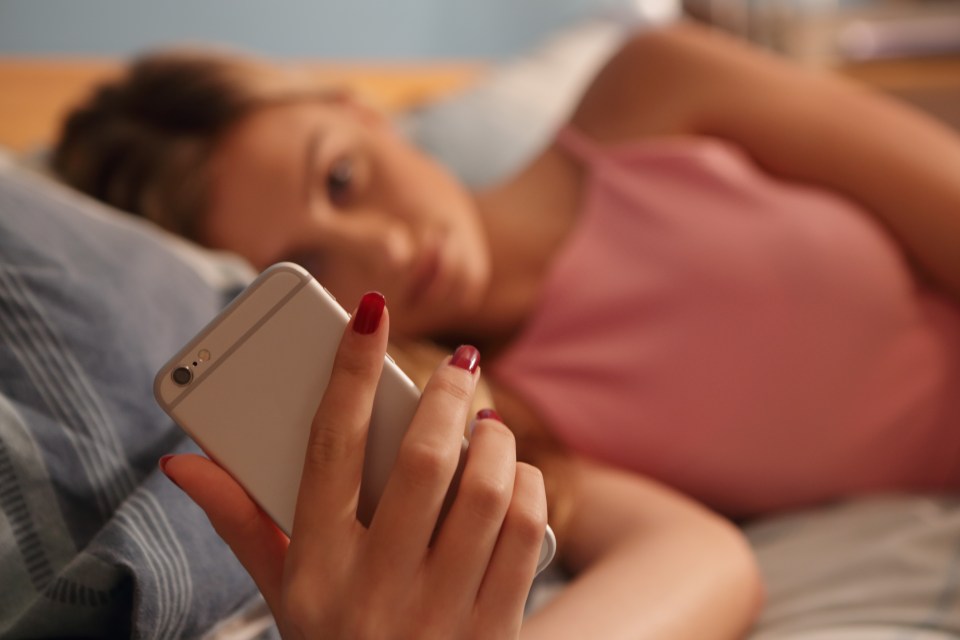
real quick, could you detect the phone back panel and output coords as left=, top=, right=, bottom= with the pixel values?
left=155, top=263, right=420, bottom=534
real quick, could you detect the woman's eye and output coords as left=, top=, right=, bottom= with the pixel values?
left=326, top=157, right=353, bottom=207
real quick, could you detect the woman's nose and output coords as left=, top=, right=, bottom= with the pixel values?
left=339, top=217, right=417, bottom=276
left=370, top=225, right=416, bottom=273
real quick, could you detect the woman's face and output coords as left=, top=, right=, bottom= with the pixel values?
left=203, top=100, right=492, bottom=337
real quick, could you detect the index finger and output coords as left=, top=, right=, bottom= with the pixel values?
left=290, top=292, right=388, bottom=544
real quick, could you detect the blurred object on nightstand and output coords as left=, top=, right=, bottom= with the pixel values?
left=682, top=0, right=960, bottom=64
left=683, top=0, right=960, bottom=129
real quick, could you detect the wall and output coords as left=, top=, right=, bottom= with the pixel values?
left=0, top=0, right=659, bottom=59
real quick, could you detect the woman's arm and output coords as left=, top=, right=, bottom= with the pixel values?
left=573, top=21, right=960, bottom=299
left=522, top=458, right=763, bottom=640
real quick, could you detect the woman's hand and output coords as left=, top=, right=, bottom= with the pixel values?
left=160, top=292, right=548, bottom=639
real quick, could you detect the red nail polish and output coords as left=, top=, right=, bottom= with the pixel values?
left=450, top=345, right=480, bottom=373
left=353, top=292, right=385, bottom=335
left=476, top=408, right=502, bottom=422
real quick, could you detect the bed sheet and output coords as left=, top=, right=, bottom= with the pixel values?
left=531, top=494, right=960, bottom=638
left=746, top=494, right=960, bottom=639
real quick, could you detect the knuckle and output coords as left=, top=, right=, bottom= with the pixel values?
left=460, top=475, right=511, bottom=522
left=506, top=465, right=548, bottom=546
left=396, top=440, right=454, bottom=490
left=507, top=504, right=548, bottom=550
left=332, top=346, right=379, bottom=384
left=305, top=420, right=356, bottom=467
left=516, top=462, right=546, bottom=495
left=427, top=370, right=473, bottom=405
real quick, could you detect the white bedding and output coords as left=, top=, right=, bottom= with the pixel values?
left=526, top=494, right=960, bottom=638
left=746, top=494, right=960, bottom=639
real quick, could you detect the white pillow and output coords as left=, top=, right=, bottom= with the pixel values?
left=400, top=14, right=675, bottom=188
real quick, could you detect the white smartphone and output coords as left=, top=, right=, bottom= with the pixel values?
left=155, top=262, right=555, bottom=573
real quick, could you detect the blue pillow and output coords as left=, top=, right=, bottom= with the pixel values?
left=0, top=155, right=267, bottom=637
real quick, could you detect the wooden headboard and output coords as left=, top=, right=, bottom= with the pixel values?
left=0, top=57, right=484, bottom=154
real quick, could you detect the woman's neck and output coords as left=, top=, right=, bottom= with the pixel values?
left=450, top=146, right=585, bottom=356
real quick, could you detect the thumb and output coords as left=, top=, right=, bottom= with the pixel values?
left=160, top=453, right=288, bottom=614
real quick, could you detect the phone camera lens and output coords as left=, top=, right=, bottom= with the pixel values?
left=171, top=366, right=193, bottom=386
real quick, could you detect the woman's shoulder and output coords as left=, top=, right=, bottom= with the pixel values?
left=568, top=22, right=708, bottom=143
left=568, top=20, right=796, bottom=144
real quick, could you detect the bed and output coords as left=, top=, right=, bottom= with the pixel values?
left=2, top=19, right=960, bottom=639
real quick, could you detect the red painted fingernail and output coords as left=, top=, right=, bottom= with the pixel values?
left=158, top=455, right=182, bottom=489
left=476, top=408, right=502, bottom=422
left=450, top=345, right=480, bottom=373
left=353, top=292, right=385, bottom=335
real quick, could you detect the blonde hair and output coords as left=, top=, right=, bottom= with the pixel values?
left=52, top=48, right=332, bottom=240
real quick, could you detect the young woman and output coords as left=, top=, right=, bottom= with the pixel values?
left=54, top=18, right=960, bottom=638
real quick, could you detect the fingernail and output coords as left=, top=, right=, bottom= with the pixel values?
left=158, top=455, right=181, bottom=489
left=450, top=345, right=480, bottom=373
left=353, top=291, right=385, bottom=335
left=476, top=408, right=502, bottom=422
left=469, top=408, right=503, bottom=436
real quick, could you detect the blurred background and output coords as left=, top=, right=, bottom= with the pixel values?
left=1, top=0, right=957, bottom=61
left=0, top=0, right=667, bottom=59
left=687, top=0, right=960, bottom=130
left=687, top=0, right=960, bottom=63
left=1, top=0, right=959, bottom=158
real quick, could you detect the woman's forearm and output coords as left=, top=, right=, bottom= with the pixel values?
left=522, top=530, right=761, bottom=640
left=521, top=461, right=762, bottom=640
left=696, top=59, right=960, bottom=300
left=677, top=24, right=960, bottom=299
left=573, top=22, right=960, bottom=299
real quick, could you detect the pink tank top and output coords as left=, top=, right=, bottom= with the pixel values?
left=489, top=127, right=960, bottom=517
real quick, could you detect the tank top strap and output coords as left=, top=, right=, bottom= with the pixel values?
left=554, top=126, right=609, bottom=166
